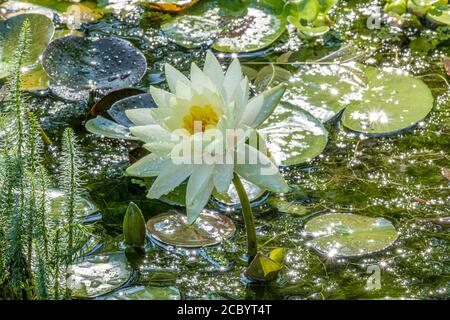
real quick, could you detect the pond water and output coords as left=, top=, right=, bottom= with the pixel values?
left=1, top=0, right=449, bottom=300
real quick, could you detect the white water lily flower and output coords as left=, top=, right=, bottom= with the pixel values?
left=124, top=52, right=289, bottom=223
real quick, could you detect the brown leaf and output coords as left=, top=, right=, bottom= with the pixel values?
left=86, top=88, right=145, bottom=120
left=444, top=57, right=450, bottom=76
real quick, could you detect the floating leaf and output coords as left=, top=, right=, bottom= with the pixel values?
left=304, top=213, right=399, bottom=257
left=85, top=116, right=139, bottom=140
left=108, top=93, right=156, bottom=127
left=212, top=178, right=268, bottom=209
left=47, top=188, right=98, bottom=219
left=268, top=185, right=310, bottom=216
left=0, top=13, right=55, bottom=78
left=87, top=88, right=145, bottom=120
left=42, top=36, right=147, bottom=92
left=146, top=210, right=236, bottom=248
left=342, top=68, right=434, bottom=135
left=20, top=66, right=50, bottom=91
left=254, top=64, right=292, bottom=92
left=161, top=0, right=286, bottom=52
left=143, top=0, right=202, bottom=12
left=244, top=251, right=284, bottom=282
left=212, top=7, right=286, bottom=53
left=105, top=285, right=181, bottom=300
left=283, top=64, right=365, bottom=123
left=68, top=252, right=132, bottom=298
left=259, top=103, right=328, bottom=166
left=0, top=1, right=54, bottom=19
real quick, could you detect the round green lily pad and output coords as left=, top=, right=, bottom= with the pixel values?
left=42, top=36, right=147, bottom=91
left=68, top=252, right=132, bottom=298
left=212, top=7, right=286, bottom=53
left=0, top=13, right=55, bottom=78
left=161, top=0, right=286, bottom=52
left=268, top=185, right=310, bottom=216
left=283, top=64, right=365, bottom=123
left=426, top=5, right=450, bottom=25
left=304, top=213, right=399, bottom=257
left=105, top=285, right=181, bottom=300
left=342, top=68, right=434, bottom=135
left=213, top=178, right=268, bottom=209
left=109, top=93, right=156, bottom=127
left=47, top=188, right=98, bottom=219
left=162, top=14, right=220, bottom=49
left=146, top=210, right=236, bottom=248
left=258, top=102, right=328, bottom=166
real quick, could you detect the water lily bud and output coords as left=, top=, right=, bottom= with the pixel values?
left=123, top=202, right=146, bottom=248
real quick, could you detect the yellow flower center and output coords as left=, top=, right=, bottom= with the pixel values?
left=183, top=105, right=219, bottom=135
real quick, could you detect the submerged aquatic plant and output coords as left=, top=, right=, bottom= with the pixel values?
left=87, top=52, right=289, bottom=260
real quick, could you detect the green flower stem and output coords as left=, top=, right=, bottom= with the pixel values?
left=232, top=173, right=257, bottom=262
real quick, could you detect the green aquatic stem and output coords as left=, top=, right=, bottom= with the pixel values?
left=232, top=173, right=258, bottom=262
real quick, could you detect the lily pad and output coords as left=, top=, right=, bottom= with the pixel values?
left=42, top=36, right=147, bottom=92
left=342, top=68, right=434, bottom=135
left=105, top=285, right=181, bottom=300
left=268, top=185, right=310, bottom=216
left=20, top=66, right=50, bottom=91
left=68, top=252, right=133, bottom=298
left=47, top=188, right=99, bottom=219
left=304, top=213, right=399, bottom=258
left=283, top=64, right=365, bottom=123
left=146, top=210, right=236, bottom=248
left=109, top=93, right=156, bottom=127
left=0, top=1, right=54, bottom=19
left=258, top=102, right=328, bottom=166
left=0, top=13, right=55, bottom=78
left=427, top=5, right=450, bottom=25
left=161, top=0, right=286, bottom=53
left=87, top=88, right=145, bottom=120
left=143, top=0, right=202, bottom=12
left=212, top=179, right=268, bottom=209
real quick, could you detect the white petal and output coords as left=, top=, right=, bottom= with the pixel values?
left=186, top=165, right=214, bottom=204
left=165, top=63, right=190, bottom=94
left=175, top=81, right=192, bottom=100
left=129, top=124, right=172, bottom=143
left=125, top=108, right=155, bottom=126
left=223, top=59, right=243, bottom=103
left=191, top=62, right=213, bottom=92
left=150, top=86, right=175, bottom=108
left=239, top=95, right=264, bottom=128
left=203, top=51, right=224, bottom=89
left=126, top=153, right=169, bottom=177
left=235, top=145, right=289, bottom=193
left=147, top=163, right=193, bottom=199
left=243, top=84, right=287, bottom=128
left=186, top=168, right=215, bottom=224
left=143, top=142, right=175, bottom=156
left=213, top=164, right=234, bottom=194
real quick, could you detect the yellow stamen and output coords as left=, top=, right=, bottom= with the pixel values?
left=183, top=105, right=219, bottom=134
